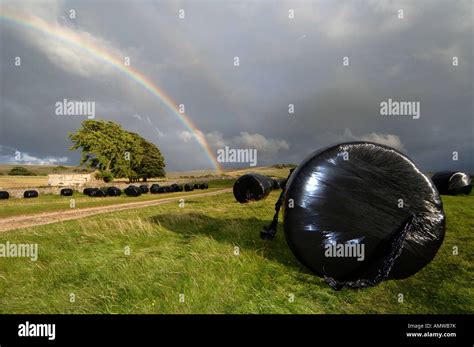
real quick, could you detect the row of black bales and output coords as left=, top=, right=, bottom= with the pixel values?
left=149, top=183, right=209, bottom=194
left=232, top=142, right=472, bottom=291
left=0, top=182, right=211, bottom=200
left=0, top=189, right=70, bottom=199
left=149, top=183, right=209, bottom=195
left=0, top=190, right=43, bottom=199
left=125, top=183, right=209, bottom=197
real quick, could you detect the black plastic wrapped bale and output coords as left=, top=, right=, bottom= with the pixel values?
left=107, top=187, right=122, bottom=197
left=125, top=185, right=142, bottom=197
left=0, top=191, right=9, bottom=200
left=184, top=184, right=194, bottom=192
left=60, top=188, right=73, bottom=196
left=193, top=184, right=200, bottom=190
left=94, top=189, right=107, bottom=197
left=139, top=184, right=149, bottom=194
left=158, top=186, right=172, bottom=193
left=199, top=183, right=208, bottom=190
left=170, top=184, right=183, bottom=192
left=431, top=171, right=472, bottom=195
left=83, top=188, right=98, bottom=196
left=24, top=190, right=39, bottom=198
left=274, top=142, right=446, bottom=290
left=272, top=179, right=281, bottom=189
left=150, top=184, right=160, bottom=194
left=233, top=174, right=274, bottom=203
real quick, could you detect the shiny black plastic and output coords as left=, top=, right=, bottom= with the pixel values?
left=139, top=184, right=149, bottom=194
left=24, top=190, right=39, bottom=198
left=431, top=171, right=472, bottom=195
left=150, top=184, right=160, bottom=194
left=83, top=188, right=96, bottom=196
left=283, top=142, right=446, bottom=284
left=0, top=191, right=9, bottom=200
left=157, top=186, right=170, bottom=193
left=124, top=185, right=142, bottom=197
left=107, top=187, right=122, bottom=196
left=93, top=189, right=107, bottom=197
left=233, top=173, right=275, bottom=203
left=60, top=188, right=73, bottom=196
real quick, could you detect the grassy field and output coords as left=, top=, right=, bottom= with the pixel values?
left=0, top=175, right=50, bottom=189
left=0, top=179, right=234, bottom=218
left=0, top=190, right=472, bottom=314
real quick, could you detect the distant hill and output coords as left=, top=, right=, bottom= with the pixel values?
left=0, top=164, right=92, bottom=176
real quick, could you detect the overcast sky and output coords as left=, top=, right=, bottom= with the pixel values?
left=1, top=0, right=472, bottom=172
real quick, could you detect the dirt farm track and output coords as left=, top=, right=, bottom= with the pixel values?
left=0, top=188, right=232, bottom=233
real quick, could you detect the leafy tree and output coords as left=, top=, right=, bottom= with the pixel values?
left=69, top=120, right=165, bottom=181
left=8, top=166, right=36, bottom=176
left=128, top=132, right=166, bottom=179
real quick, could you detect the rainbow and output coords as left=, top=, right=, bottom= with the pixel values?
left=0, top=11, right=222, bottom=172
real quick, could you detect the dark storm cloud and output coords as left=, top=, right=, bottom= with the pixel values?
left=1, top=0, right=472, bottom=172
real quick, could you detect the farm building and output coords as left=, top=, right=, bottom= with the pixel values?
left=48, top=173, right=97, bottom=187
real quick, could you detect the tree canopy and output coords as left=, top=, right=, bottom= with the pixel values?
left=8, top=166, right=37, bottom=176
left=69, top=120, right=166, bottom=181
left=127, top=132, right=166, bottom=179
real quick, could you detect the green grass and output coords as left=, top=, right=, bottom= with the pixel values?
left=0, top=164, right=85, bottom=176
left=0, top=179, right=234, bottom=218
left=0, top=192, right=472, bottom=314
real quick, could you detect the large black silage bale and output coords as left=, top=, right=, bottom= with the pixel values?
left=83, top=188, right=98, bottom=196
left=139, top=185, right=149, bottom=194
left=150, top=184, right=160, bottom=194
left=431, top=171, right=472, bottom=195
left=252, top=142, right=447, bottom=290
left=60, top=188, right=73, bottom=196
left=125, top=185, right=142, bottom=197
left=93, top=189, right=107, bottom=197
left=170, top=184, right=183, bottom=192
left=0, top=191, right=10, bottom=200
left=274, top=142, right=446, bottom=290
left=233, top=173, right=275, bottom=203
left=107, top=187, right=122, bottom=196
left=24, top=190, right=39, bottom=198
